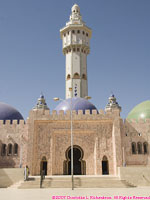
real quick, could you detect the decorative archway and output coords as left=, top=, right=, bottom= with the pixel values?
left=63, top=145, right=86, bottom=175
left=40, top=156, right=47, bottom=175
left=102, top=156, right=109, bottom=175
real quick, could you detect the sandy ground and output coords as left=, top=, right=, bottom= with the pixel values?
left=0, top=187, right=150, bottom=200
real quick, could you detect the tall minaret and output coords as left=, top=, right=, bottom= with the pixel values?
left=60, top=4, right=92, bottom=99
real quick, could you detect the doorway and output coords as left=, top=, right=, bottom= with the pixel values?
left=102, top=156, right=109, bottom=175
left=40, top=156, right=47, bottom=175
left=64, top=145, right=85, bottom=175
left=68, top=147, right=81, bottom=175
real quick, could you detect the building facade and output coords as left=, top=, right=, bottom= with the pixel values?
left=0, top=4, right=150, bottom=176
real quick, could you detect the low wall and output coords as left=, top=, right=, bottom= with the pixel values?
left=118, top=166, right=150, bottom=186
left=0, top=168, right=24, bottom=188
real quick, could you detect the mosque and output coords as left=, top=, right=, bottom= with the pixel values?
left=0, top=4, right=150, bottom=179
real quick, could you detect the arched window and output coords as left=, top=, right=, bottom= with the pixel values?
left=143, top=142, right=148, bottom=154
left=14, top=143, right=18, bottom=155
left=67, top=74, right=71, bottom=80
left=82, top=74, right=87, bottom=80
left=8, top=143, right=12, bottom=155
left=137, top=142, right=142, bottom=154
left=73, top=73, right=80, bottom=79
left=1, top=144, right=6, bottom=156
left=131, top=142, right=136, bottom=154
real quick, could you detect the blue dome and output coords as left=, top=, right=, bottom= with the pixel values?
left=55, top=97, right=98, bottom=114
left=0, top=102, right=24, bottom=121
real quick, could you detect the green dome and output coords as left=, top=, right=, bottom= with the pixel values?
left=127, top=100, right=150, bottom=120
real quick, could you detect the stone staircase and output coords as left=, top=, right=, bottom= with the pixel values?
left=0, top=168, right=24, bottom=188
left=19, top=175, right=136, bottom=189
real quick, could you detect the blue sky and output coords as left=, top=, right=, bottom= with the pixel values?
left=0, top=0, right=150, bottom=120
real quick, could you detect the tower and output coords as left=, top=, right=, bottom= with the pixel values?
left=60, top=4, right=92, bottom=99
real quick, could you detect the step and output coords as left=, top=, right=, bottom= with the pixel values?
left=19, top=176, right=135, bottom=189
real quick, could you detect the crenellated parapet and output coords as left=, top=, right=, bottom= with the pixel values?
left=0, top=119, right=26, bottom=126
left=126, top=118, right=150, bottom=123
left=28, top=108, right=121, bottom=121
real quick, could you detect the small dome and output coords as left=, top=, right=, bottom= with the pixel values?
left=0, top=102, right=24, bottom=121
left=127, top=100, right=150, bottom=120
left=55, top=97, right=98, bottom=114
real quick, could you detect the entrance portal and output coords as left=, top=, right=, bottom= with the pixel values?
left=40, top=156, right=47, bottom=175
left=102, top=156, right=109, bottom=175
left=68, top=147, right=81, bottom=175
left=64, top=145, right=86, bottom=175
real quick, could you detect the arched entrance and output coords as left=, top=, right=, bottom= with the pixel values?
left=102, top=156, right=109, bottom=175
left=40, top=156, right=47, bottom=175
left=64, top=145, right=86, bottom=175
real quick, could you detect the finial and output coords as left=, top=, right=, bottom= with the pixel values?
left=33, top=93, right=49, bottom=110
left=68, top=3, right=83, bottom=25
left=105, top=94, right=121, bottom=112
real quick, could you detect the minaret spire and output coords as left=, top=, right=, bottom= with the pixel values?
left=60, top=4, right=92, bottom=99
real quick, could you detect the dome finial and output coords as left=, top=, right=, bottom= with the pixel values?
left=105, top=94, right=121, bottom=112
left=33, top=93, right=49, bottom=110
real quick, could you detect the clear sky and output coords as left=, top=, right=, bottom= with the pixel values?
left=0, top=0, right=150, bottom=120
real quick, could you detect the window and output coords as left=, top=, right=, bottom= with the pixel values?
left=137, top=142, right=142, bottom=154
left=68, top=31, right=69, bottom=35
left=77, top=48, right=80, bottom=52
left=1, top=144, right=6, bottom=156
left=82, top=74, right=87, bottom=80
left=73, top=73, right=80, bottom=79
left=73, top=48, right=76, bottom=52
left=131, top=142, right=136, bottom=154
left=77, top=30, right=80, bottom=34
left=72, top=30, right=75, bottom=34
left=86, top=33, right=88, bottom=37
left=8, top=144, right=12, bottom=155
left=67, top=74, right=71, bottom=80
left=138, top=133, right=142, bottom=137
left=64, top=33, right=66, bottom=37
left=14, top=143, right=18, bottom=155
left=143, top=142, right=148, bottom=154
left=82, top=31, right=85, bottom=35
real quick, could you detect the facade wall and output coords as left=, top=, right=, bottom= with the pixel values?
left=26, top=109, right=121, bottom=176
left=0, top=120, right=28, bottom=168
left=123, top=119, right=150, bottom=166
left=0, top=108, right=150, bottom=176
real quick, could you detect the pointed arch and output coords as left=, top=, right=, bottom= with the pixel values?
left=137, top=142, right=142, bottom=154
left=40, top=156, right=47, bottom=175
left=73, top=73, right=80, bottom=79
left=14, top=143, right=18, bottom=155
left=82, top=74, right=87, bottom=80
left=131, top=142, right=136, bottom=154
left=1, top=144, right=6, bottom=156
left=143, top=142, right=148, bottom=154
left=102, top=156, right=109, bottom=175
left=8, top=143, right=12, bottom=155
left=67, top=74, right=71, bottom=80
